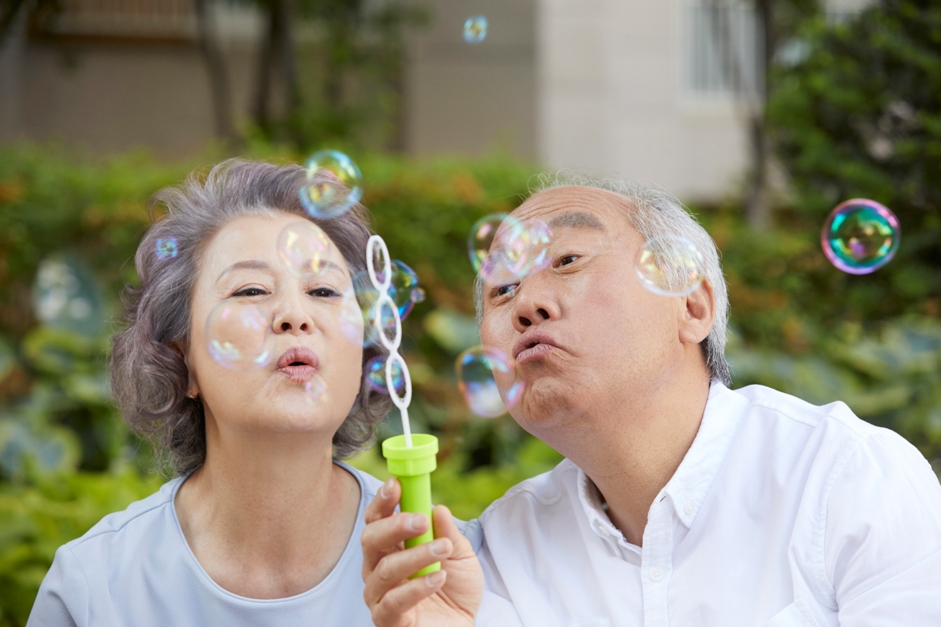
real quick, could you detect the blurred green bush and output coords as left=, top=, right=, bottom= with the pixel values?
left=0, top=130, right=939, bottom=623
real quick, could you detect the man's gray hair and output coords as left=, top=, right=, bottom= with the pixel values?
left=474, top=172, right=732, bottom=387
left=111, top=159, right=389, bottom=476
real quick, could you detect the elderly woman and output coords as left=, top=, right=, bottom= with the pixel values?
left=27, top=159, right=393, bottom=625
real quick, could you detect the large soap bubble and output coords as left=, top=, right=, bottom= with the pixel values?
left=299, top=150, right=363, bottom=220
left=821, top=199, right=900, bottom=275
left=456, top=346, right=524, bottom=418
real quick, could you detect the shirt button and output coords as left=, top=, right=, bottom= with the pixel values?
left=684, top=502, right=695, bottom=515
left=649, top=567, right=664, bottom=582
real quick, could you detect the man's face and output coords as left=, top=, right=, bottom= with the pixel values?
left=479, top=186, right=695, bottom=435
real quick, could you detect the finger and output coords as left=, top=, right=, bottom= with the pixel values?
left=362, top=511, right=431, bottom=575
left=433, top=505, right=476, bottom=560
left=364, top=537, right=454, bottom=607
left=365, top=478, right=401, bottom=525
left=371, top=570, right=447, bottom=627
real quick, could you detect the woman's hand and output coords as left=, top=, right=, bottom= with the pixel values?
left=361, top=479, right=484, bottom=627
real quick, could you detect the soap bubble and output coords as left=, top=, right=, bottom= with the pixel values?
left=634, top=235, right=706, bottom=297
left=469, top=214, right=553, bottom=281
left=205, top=302, right=275, bottom=370
left=299, top=150, right=363, bottom=220
left=821, top=199, right=900, bottom=275
left=464, top=16, right=487, bottom=43
left=303, top=379, right=329, bottom=405
left=499, top=218, right=552, bottom=278
left=389, top=260, right=424, bottom=319
left=277, top=221, right=332, bottom=278
left=155, top=237, right=178, bottom=260
left=365, top=355, right=405, bottom=395
left=456, top=346, right=524, bottom=418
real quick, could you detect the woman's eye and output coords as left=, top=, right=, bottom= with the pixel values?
left=234, top=287, right=266, bottom=297
left=559, top=255, right=579, bottom=267
left=310, top=287, right=340, bottom=298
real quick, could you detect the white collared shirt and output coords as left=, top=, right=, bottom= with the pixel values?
left=465, top=383, right=941, bottom=627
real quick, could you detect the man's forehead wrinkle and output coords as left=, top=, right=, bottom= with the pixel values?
left=512, top=186, right=633, bottom=225
left=547, top=211, right=606, bottom=231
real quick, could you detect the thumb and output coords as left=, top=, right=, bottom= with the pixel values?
left=432, top=505, right=474, bottom=559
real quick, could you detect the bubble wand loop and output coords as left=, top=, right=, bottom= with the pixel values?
left=367, top=235, right=441, bottom=577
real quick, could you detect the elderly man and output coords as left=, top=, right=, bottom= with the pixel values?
left=360, top=177, right=941, bottom=627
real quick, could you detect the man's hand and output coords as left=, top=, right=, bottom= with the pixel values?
left=362, top=478, right=484, bottom=627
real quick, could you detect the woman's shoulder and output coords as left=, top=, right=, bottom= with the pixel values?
left=335, top=461, right=384, bottom=504
left=65, top=475, right=184, bottom=558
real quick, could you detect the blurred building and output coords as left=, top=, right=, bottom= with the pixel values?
left=0, top=0, right=872, bottom=201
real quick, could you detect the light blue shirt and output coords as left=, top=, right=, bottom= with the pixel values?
left=27, top=462, right=383, bottom=627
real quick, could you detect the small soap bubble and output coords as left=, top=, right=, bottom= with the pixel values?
left=277, top=221, right=332, bottom=278
left=635, top=235, right=706, bottom=297
left=464, top=15, right=488, bottom=43
left=468, top=213, right=510, bottom=275
left=365, top=355, right=405, bottom=395
left=205, top=302, right=276, bottom=370
left=155, top=237, right=178, bottom=260
left=303, top=379, right=329, bottom=405
left=390, top=260, right=424, bottom=319
left=299, top=150, right=363, bottom=220
left=456, top=346, right=524, bottom=418
left=821, top=199, right=900, bottom=274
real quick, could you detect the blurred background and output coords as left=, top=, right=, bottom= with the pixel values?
left=0, top=0, right=939, bottom=622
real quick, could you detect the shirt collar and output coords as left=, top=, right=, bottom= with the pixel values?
left=577, top=382, right=749, bottom=534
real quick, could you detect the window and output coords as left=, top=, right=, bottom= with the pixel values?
left=683, top=0, right=764, bottom=99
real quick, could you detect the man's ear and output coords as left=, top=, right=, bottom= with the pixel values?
left=168, top=339, right=199, bottom=399
left=678, top=279, right=715, bottom=345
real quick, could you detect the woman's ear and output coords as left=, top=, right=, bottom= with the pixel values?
left=678, top=279, right=715, bottom=345
left=168, top=339, right=200, bottom=399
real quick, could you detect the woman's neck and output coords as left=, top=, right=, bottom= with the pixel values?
left=174, top=426, right=361, bottom=599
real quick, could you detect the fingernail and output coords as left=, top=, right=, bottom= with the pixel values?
left=380, top=478, right=394, bottom=498
left=426, top=570, right=445, bottom=586
left=407, top=514, right=426, bottom=532
left=429, top=539, right=448, bottom=557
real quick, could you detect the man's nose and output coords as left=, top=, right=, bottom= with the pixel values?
left=512, top=275, right=560, bottom=331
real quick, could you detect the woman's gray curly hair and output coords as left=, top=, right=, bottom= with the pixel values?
left=111, top=158, right=389, bottom=476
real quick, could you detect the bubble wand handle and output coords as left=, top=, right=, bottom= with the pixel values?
left=367, top=235, right=440, bottom=577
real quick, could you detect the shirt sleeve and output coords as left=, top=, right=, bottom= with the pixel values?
left=26, top=545, right=87, bottom=627
left=825, top=430, right=941, bottom=623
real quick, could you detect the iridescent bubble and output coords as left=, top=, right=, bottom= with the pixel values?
left=634, top=235, right=706, bottom=297
left=155, top=237, right=178, bottom=260
left=464, top=15, right=487, bottom=43
left=205, top=302, right=275, bottom=370
left=303, top=379, right=329, bottom=405
left=456, top=346, right=524, bottom=418
left=468, top=213, right=510, bottom=275
left=821, top=199, right=900, bottom=275
left=277, top=221, right=332, bottom=278
left=299, top=150, right=363, bottom=220
left=365, top=355, right=405, bottom=395
left=499, top=219, right=552, bottom=278
left=390, top=260, right=424, bottom=319
left=411, top=287, right=426, bottom=304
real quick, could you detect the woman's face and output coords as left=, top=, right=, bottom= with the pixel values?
left=183, top=211, right=364, bottom=437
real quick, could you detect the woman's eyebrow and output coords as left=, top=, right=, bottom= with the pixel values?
left=547, top=211, right=606, bottom=231
left=216, top=259, right=347, bottom=283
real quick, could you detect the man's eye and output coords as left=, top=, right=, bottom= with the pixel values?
left=496, top=284, right=518, bottom=297
left=234, top=287, right=266, bottom=297
left=559, top=255, right=579, bottom=267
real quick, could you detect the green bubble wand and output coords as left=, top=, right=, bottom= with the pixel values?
left=366, top=235, right=441, bottom=578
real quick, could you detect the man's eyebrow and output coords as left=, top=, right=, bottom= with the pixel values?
left=546, top=211, right=606, bottom=231
left=216, top=259, right=345, bottom=283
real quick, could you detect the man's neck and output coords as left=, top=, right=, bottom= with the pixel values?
left=555, top=373, right=712, bottom=548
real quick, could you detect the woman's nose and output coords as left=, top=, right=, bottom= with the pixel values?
left=272, top=290, right=315, bottom=335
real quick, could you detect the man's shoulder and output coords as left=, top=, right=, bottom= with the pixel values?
left=732, top=383, right=880, bottom=440
left=478, top=459, right=580, bottom=523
